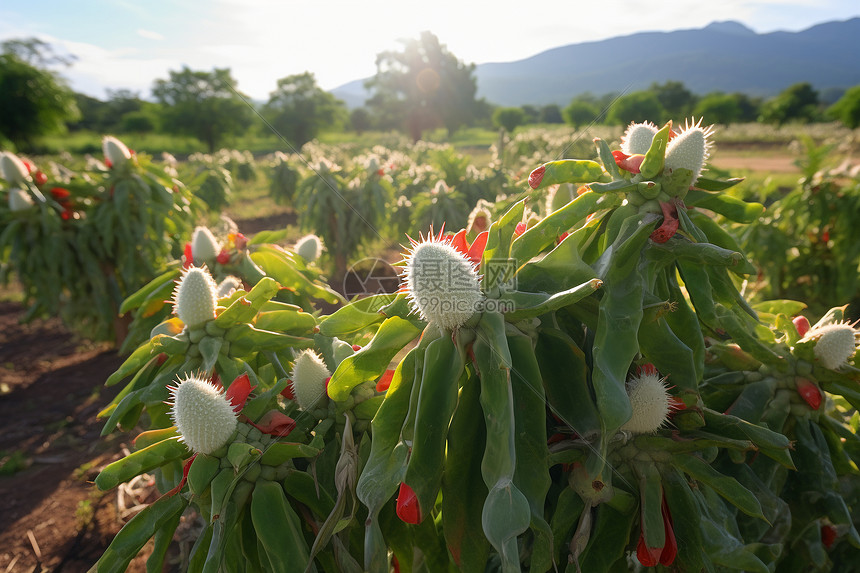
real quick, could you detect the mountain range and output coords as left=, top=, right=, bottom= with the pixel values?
left=331, top=18, right=860, bottom=108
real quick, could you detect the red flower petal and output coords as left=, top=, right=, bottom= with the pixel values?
left=650, top=201, right=679, bottom=243
left=515, top=222, right=527, bottom=237
left=659, top=496, right=677, bottom=565
left=351, top=344, right=362, bottom=352
left=449, top=229, right=469, bottom=257
left=250, top=411, right=296, bottom=436
left=281, top=381, right=296, bottom=400
left=613, top=150, right=645, bottom=174
left=34, top=171, right=47, bottom=186
left=50, top=187, right=71, bottom=200
left=821, top=524, right=838, bottom=549
left=637, top=363, right=658, bottom=377
left=225, top=373, right=255, bottom=412
left=528, top=165, right=545, bottom=189
left=637, top=534, right=661, bottom=567
left=164, top=454, right=197, bottom=497
left=183, top=243, right=193, bottom=269
left=396, top=482, right=422, bottom=524
left=376, top=369, right=395, bottom=393
left=216, top=249, right=230, bottom=265
left=467, top=230, right=489, bottom=264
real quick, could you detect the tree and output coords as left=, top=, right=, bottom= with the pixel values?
left=493, top=107, right=526, bottom=133
left=827, top=85, right=860, bottom=129
left=520, top=104, right=540, bottom=124
left=151, top=67, right=252, bottom=152
left=263, top=72, right=346, bottom=149
left=693, top=93, right=742, bottom=125
left=606, top=91, right=664, bottom=126
left=350, top=108, right=372, bottom=134
left=759, top=82, right=819, bottom=126
left=0, top=39, right=79, bottom=151
left=651, top=80, right=696, bottom=120
left=540, top=104, right=564, bottom=124
left=564, top=99, right=600, bottom=128
left=365, top=31, right=479, bottom=142
left=121, top=110, right=155, bottom=134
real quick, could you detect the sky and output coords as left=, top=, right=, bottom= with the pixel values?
left=1, top=0, right=858, bottom=101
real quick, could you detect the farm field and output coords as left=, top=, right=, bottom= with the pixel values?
left=1, top=121, right=859, bottom=572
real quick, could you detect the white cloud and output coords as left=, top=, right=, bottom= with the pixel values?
left=136, top=29, right=164, bottom=41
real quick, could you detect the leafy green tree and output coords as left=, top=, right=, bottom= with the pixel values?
left=759, top=82, right=819, bottom=126
left=151, top=66, right=252, bottom=152
left=520, top=104, right=540, bottom=124
left=563, top=99, right=600, bottom=128
left=366, top=31, right=479, bottom=142
left=263, top=72, right=346, bottom=148
left=693, top=92, right=742, bottom=125
left=650, top=80, right=696, bottom=119
left=0, top=39, right=79, bottom=151
left=540, top=104, right=564, bottom=124
left=120, top=110, right=155, bottom=133
left=827, top=85, right=860, bottom=128
left=350, top=107, right=372, bottom=134
left=493, top=107, right=526, bottom=133
left=606, top=91, right=664, bottom=126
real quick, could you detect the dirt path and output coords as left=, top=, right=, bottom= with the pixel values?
left=709, top=152, right=800, bottom=173
left=0, top=303, right=153, bottom=573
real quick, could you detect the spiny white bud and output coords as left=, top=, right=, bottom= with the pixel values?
left=620, top=365, right=672, bottom=435
left=664, top=118, right=714, bottom=184
left=804, top=322, right=859, bottom=370
left=172, top=266, right=218, bottom=328
left=432, top=180, right=449, bottom=195
left=8, top=188, right=34, bottom=211
left=620, top=121, right=659, bottom=155
left=216, top=276, right=242, bottom=299
left=290, top=350, right=331, bottom=410
left=102, top=135, right=132, bottom=167
left=168, top=374, right=238, bottom=454
left=191, top=226, right=221, bottom=264
left=0, top=152, right=31, bottom=184
left=402, top=229, right=483, bottom=330
left=295, top=234, right=324, bottom=262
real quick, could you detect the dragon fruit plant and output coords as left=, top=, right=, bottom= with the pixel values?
left=117, top=224, right=343, bottom=353
left=318, top=118, right=800, bottom=572
left=700, top=301, right=860, bottom=570
left=94, top=263, right=382, bottom=571
left=0, top=139, right=197, bottom=341
left=411, top=179, right=470, bottom=231
left=269, top=151, right=301, bottom=205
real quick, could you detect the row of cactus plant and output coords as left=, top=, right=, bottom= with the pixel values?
left=87, top=119, right=859, bottom=572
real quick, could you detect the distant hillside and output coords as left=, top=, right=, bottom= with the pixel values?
left=331, top=18, right=860, bottom=108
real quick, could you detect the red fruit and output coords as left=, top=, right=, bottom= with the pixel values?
left=21, top=158, right=34, bottom=173
left=528, top=165, right=545, bottom=189
left=216, top=249, right=230, bottom=265
left=60, top=210, right=71, bottom=220
left=395, top=482, right=422, bottom=524
left=796, top=378, right=822, bottom=410
left=821, top=524, right=837, bottom=549
left=352, top=344, right=362, bottom=352
left=515, top=222, right=527, bottom=237
left=793, top=315, right=810, bottom=338
left=377, top=168, right=385, bottom=176
left=821, top=230, right=830, bottom=243
left=34, top=171, right=47, bottom=185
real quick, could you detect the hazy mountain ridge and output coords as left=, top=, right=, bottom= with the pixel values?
left=331, top=18, right=860, bottom=108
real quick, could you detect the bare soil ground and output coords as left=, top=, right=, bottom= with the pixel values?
left=0, top=301, right=155, bottom=572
